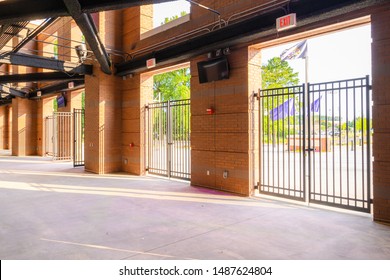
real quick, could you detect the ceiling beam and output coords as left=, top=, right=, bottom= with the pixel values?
left=29, top=79, right=85, bottom=99
left=63, top=0, right=112, bottom=74
left=0, top=0, right=67, bottom=25
left=114, top=0, right=383, bottom=76
left=0, top=18, right=58, bottom=68
left=0, top=0, right=174, bottom=25
left=79, top=0, right=173, bottom=13
left=0, top=72, right=85, bottom=84
left=0, top=84, right=27, bottom=98
left=0, top=24, right=11, bottom=37
left=0, top=97, right=13, bottom=106
left=12, top=18, right=58, bottom=54
left=0, top=53, right=93, bottom=75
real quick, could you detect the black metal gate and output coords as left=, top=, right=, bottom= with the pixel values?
left=73, top=108, right=85, bottom=167
left=259, top=76, right=371, bottom=213
left=146, top=99, right=191, bottom=180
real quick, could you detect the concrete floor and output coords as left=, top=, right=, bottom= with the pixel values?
left=0, top=150, right=389, bottom=260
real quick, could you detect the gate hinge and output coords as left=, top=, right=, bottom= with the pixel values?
left=145, top=167, right=149, bottom=171
left=253, top=90, right=260, bottom=100
left=145, top=105, right=149, bottom=109
left=254, top=182, right=260, bottom=190
left=368, top=85, right=372, bottom=91
left=369, top=198, right=374, bottom=204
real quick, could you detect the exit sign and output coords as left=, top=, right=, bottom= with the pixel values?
left=276, top=13, right=297, bottom=31
left=146, top=58, right=156, bottom=69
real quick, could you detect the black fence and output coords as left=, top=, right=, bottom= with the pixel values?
left=146, top=99, right=191, bottom=180
left=259, top=76, right=371, bottom=213
left=73, top=108, right=85, bottom=167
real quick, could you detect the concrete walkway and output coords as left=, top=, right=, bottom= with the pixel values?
left=0, top=151, right=389, bottom=260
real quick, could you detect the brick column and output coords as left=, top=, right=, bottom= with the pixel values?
left=372, top=5, right=390, bottom=223
left=248, top=47, right=262, bottom=195
left=84, top=11, right=123, bottom=174
left=11, top=98, right=38, bottom=156
left=121, top=6, right=153, bottom=175
left=0, top=106, right=5, bottom=149
left=7, top=106, right=12, bottom=150
left=191, top=46, right=253, bottom=196
left=36, top=97, right=55, bottom=156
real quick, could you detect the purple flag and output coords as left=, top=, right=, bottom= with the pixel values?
left=270, top=98, right=295, bottom=121
left=310, top=95, right=322, bottom=113
left=280, top=40, right=308, bottom=61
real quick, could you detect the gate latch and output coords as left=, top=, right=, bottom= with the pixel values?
left=305, top=148, right=315, bottom=152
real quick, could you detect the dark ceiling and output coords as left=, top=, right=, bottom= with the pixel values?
left=0, top=0, right=174, bottom=104
left=0, top=0, right=386, bottom=105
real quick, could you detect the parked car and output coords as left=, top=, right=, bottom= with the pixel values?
left=329, top=130, right=340, bottom=136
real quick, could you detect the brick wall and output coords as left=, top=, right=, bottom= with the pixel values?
left=11, top=98, right=38, bottom=156
left=9, top=36, right=38, bottom=156
left=121, top=6, right=153, bottom=175
left=0, top=106, right=4, bottom=149
left=7, top=106, right=12, bottom=150
left=248, top=47, right=262, bottom=194
left=372, top=5, right=390, bottom=223
left=191, top=46, right=252, bottom=195
left=36, top=97, right=54, bottom=156
left=84, top=11, right=123, bottom=174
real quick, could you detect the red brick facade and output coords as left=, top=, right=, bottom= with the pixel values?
left=372, top=5, right=390, bottom=223
left=1, top=1, right=390, bottom=223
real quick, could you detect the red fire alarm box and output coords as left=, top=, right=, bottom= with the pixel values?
left=206, top=108, right=214, bottom=115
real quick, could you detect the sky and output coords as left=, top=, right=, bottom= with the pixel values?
left=261, top=24, right=372, bottom=84
left=152, top=4, right=372, bottom=121
left=153, top=0, right=190, bottom=27
left=261, top=24, right=372, bottom=120
left=153, top=2, right=371, bottom=84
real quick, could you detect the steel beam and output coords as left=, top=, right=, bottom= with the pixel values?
left=79, top=0, right=172, bottom=13
left=12, top=18, right=58, bottom=54
left=0, top=97, right=13, bottom=106
left=0, top=84, right=27, bottom=98
left=29, top=79, right=85, bottom=99
left=0, top=72, right=85, bottom=84
left=0, top=0, right=173, bottom=25
left=0, top=24, right=11, bottom=37
left=0, top=53, right=92, bottom=75
left=63, top=0, right=112, bottom=74
left=115, top=0, right=384, bottom=75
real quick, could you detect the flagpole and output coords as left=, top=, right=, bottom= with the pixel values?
left=304, top=47, right=310, bottom=206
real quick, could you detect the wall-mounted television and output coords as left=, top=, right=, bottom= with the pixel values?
left=56, top=93, right=67, bottom=108
left=197, top=56, right=230, bottom=84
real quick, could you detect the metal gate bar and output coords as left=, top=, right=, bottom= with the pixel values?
left=308, top=76, right=371, bottom=212
left=259, top=76, right=371, bottom=213
left=260, top=85, right=305, bottom=200
left=73, top=108, right=85, bottom=167
left=146, top=99, right=191, bottom=180
left=53, top=112, right=72, bottom=161
left=45, top=115, right=54, bottom=156
left=147, top=101, right=168, bottom=177
left=170, top=99, right=191, bottom=179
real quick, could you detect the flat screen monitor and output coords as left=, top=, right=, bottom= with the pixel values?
left=197, top=56, right=229, bottom=84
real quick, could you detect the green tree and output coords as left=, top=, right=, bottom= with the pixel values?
left=161, top=11, right=187, bottom=25
left=153, top=12, right=190, bottom=102
left=261, top=57, right=299, bottom=89
left=153, top=68, right=190, bottom=101
left=261, top=57, right=300, bottom=143
left=355, top=117, right=368, bottom=132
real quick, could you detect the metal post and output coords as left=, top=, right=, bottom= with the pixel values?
left=366, top=75, right=371, bottom=212
left=304, top=55, right=311, bottom=205
left=167, top=100, right=171, bottom=178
